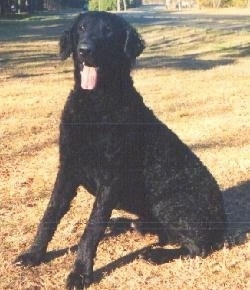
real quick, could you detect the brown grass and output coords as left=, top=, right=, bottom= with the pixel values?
left=0, top=10, right=250, bottom=290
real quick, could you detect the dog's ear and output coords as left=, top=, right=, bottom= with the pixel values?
left=124, top=27, right=145, bottom=62
left=59, top=30, right=73, bottom=60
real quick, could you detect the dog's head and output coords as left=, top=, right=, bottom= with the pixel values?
left=59, top=12, right=145, bottom=90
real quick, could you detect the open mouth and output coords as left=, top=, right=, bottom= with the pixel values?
left=80, top=62, right=99, bottom=90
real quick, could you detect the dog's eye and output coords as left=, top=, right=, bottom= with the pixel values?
left=79, top=24, right=86, bottom=32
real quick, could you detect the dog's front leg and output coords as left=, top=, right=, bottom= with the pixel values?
left=66, top=185, right=117, bottom=290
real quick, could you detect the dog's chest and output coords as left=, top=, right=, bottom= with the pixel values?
left=60, top=94, right=134, bottom=165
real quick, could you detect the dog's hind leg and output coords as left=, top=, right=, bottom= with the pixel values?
left=15, top=166, right=78, bottom=266
left=66, top=184, right=117, bottom=289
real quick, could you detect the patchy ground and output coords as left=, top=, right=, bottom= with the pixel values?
left=0, top=7, right=249, bottom=290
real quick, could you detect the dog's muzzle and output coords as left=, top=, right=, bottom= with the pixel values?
left=78, top=42, right=96, bottom=64
left=79, top=43, right=92, bottom=57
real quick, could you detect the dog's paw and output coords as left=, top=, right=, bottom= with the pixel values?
left=66, top=271, right=92, bottom=290
left=14, top=251, right=43, bottom=267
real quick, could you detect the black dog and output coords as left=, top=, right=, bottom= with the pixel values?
left=15, top=12, right=226, bottom=289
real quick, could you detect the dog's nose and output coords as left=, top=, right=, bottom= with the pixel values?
left=78, top=43, right=92, bottom=56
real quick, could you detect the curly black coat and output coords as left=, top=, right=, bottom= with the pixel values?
left=15, top=12, right=226, bottom=289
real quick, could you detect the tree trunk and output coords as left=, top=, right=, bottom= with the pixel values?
left=117, top=0, right=121, bottom=11
left=17, top=0, right=21, bottom=14
left=122, top=0, right=127, bottom=11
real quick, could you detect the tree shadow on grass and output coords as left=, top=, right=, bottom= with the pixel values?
left=0, top=11, right=79, bottom=41
left=1, top=10, right=249, bottom=74
left=219, top=44, right=250, bottom=58
left=138, top=54, right=235, bottom=70
left=122, top=11, right=250, bottom=31
left=137, top=42, right=250, bottom=71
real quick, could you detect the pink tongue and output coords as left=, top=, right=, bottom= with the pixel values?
left=80, top=65, right=98, bottom=90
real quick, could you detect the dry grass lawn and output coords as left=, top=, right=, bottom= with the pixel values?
left=0, top=9, right=249, bottom=290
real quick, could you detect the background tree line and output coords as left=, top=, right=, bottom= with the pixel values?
left=0, top=0, right=86, bottom=14
left=0, top=0, right=249, bottom=15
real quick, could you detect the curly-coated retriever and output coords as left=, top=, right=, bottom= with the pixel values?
left=15, top=12, right=226, bottom=289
